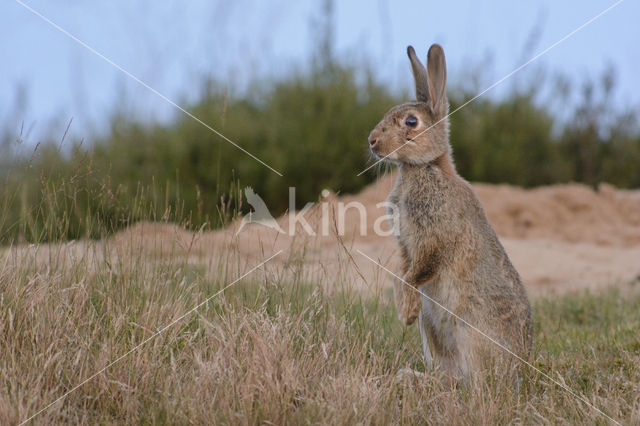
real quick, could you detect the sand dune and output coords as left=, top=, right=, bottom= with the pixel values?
left=9, top=175, right=639, bottom=297
left=102, top=174, right=640, bottom=297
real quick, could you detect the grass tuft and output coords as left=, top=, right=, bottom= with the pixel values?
left=1, top=233, right=639, bottom=424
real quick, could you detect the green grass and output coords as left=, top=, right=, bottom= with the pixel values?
left=1, top=233, right=639, bottom=425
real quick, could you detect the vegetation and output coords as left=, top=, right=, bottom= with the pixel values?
left=2, top=53, right=639, bottom=243
left=1, top=231, right=638, bottom=423
left=2, top=5, right=638, bottom=424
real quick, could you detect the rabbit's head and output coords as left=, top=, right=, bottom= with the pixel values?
left=368, top=44, right=449, bottom=165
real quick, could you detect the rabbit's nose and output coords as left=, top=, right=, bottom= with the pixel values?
left=368, top=131, right=379, bottom=146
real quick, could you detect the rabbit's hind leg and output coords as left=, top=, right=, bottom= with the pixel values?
left=418, top=301, right=434, bottom=367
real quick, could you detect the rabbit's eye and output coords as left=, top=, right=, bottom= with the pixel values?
left=405, top=116, right=418, bottom=127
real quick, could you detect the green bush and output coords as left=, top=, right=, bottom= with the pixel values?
left=1, top=55, right=639, bottom=243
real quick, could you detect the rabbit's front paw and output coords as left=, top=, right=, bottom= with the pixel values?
left=401, top=286, right=422, bottom=325
left=394, top=278, right=422, bottom=325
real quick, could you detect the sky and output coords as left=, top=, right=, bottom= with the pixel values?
left=0, top=0, right=638, bottom=146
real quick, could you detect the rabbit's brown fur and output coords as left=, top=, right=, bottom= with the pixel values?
left=369, top=44, right=532, bottom=379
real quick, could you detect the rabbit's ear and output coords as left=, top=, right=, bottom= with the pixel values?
left=407, top=46, right=430, bottom=103
left=427, top=44, right=447, bottom=116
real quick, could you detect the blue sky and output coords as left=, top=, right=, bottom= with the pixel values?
left=1, top=0, right=637, bottom=145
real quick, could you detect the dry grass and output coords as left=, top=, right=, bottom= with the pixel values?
left=1, top=228, right=639, bottom=425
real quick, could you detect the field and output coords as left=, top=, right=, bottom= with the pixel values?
left=1, top=177, right=640, bottom=424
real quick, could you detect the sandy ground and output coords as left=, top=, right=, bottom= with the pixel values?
left=103, top=173, right=640, bottom=298
left=6, top=174, right=640, bottom=298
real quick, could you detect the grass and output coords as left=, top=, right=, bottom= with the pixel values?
left=0, top=228, right=639, bottom=425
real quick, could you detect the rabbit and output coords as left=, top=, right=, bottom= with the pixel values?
left=368, top=44, right=532, bottom=381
